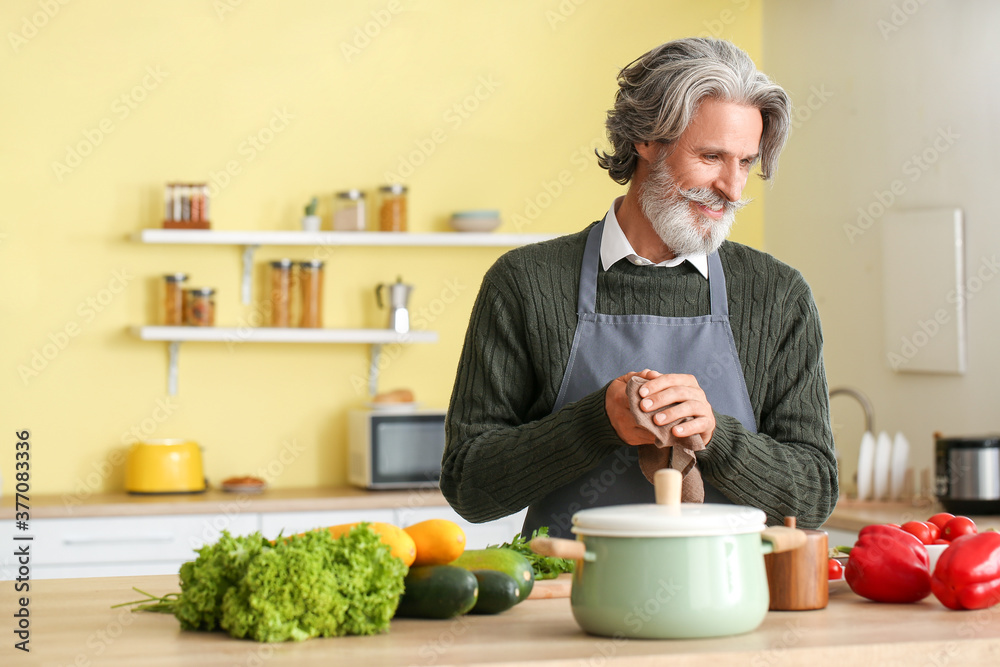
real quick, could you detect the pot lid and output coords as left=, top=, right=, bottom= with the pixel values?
left=571, top=503, right=767, bottom=538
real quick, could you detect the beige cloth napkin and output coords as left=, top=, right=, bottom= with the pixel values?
left=626, top=376, right=706, bottom=503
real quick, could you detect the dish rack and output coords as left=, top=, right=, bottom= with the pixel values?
left=829, top=386, right=933, bottom=506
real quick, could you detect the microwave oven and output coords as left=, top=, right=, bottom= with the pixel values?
left=348, top=408, right=447, bottom=489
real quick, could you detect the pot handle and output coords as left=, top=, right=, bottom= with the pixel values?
left=760, top=525, right=807, bottom=554
left=530, top=537, right=593, bottom=562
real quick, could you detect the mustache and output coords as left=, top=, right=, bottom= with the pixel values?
left=679, top=187, right=752, bottom=214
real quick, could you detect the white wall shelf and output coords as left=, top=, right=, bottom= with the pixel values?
left=132, top=228, right=553, bottom=396
left=132, top=325, right=437, bottom=344
left=130, top=326, right=438, bottom=396
left=133, top=229, right=555, bottom=247
left=132, top=228, right=557, bottom=304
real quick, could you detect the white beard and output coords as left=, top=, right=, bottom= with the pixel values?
left=638, top=158, right=749, bottom=256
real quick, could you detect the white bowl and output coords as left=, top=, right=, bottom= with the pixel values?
left=926, top=544, right=948, bottom=573
left=449, top=210, right=501, bottom=233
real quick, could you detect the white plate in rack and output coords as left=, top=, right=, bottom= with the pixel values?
left=890, top=432, right=910, bottom=500
left=856, top=431, right=876, bottom=501
left=873, top=431, right=893, bottom=501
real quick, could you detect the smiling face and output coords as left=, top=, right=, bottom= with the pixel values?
left=638, top=98, right=764, bottom=255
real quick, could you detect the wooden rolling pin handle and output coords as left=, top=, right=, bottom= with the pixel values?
left=654, top=468, right=682, bottom=506
left=530, top=537, right=587, bottom=561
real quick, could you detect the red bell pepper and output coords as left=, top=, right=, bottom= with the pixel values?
left=930, top=532, right=1000, bottom=610
left=845, top=524, right=931, bottom=603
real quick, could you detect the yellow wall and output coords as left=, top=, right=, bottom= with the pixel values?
left=0, top=0, right=763, bottom=497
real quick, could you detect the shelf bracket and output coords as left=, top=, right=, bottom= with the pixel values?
left=167, top=341, right=181, bottom=396
left=368, top=344, right=382, bottom=397
left=240, top=244, right=259, bottom=305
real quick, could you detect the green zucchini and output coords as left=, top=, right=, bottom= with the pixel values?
left=394, top=565, right=479, bottom=619
left=469, top=569, right=521, bottom=614
left=450, top=548, right=535, bottom=601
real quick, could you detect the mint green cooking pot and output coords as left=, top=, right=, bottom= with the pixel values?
left=532, top=469, right=804, bottom=640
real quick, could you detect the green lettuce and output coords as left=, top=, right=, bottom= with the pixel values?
left=119, top=524, right=407, bottom=642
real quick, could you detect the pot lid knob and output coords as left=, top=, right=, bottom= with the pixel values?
left=654, top=468, right=682, bottom=507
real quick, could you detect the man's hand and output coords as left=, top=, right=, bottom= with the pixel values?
left=635, top=370, right=717, bottom=445
left=605, top=370, right=659, bottom=446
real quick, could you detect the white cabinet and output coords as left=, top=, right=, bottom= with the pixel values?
left=259, top=509, right=395, bottom=540
left=262, top=507, right=527, bottom=549
left=395, top=506, right=528, bottom=550
left=0, top=505, right=529, bottom=580
left=0, top=514, right=258, bottom=581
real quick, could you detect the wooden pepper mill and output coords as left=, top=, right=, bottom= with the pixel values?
left=763, top=516, right=829, bottom=611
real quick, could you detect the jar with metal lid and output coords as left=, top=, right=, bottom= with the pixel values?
left=333, top=189, right=367, bottom=231
left=299, top=259, right=324, bottom=328
left=163, top=273, right=188, bottom=325
left=184, top=288, right=216, bottom=326
left=378, top=184, right=407, bottom=232
left=269, top=259, right=294, bottom=327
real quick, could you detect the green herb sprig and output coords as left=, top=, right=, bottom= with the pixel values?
left=489, top=526, right=575, bottom=580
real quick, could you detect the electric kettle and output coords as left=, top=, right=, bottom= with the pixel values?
left=375, top=276, right=413, bottom=333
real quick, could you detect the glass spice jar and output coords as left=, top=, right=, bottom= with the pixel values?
left=378, top=184, right=407, bottom=232
left=333, top=189, right=366, bottom=231
left=184, top=288, right=216, bottom=326
left=298, top=260, right=324, bottom=328
left=163, top=273, right=188, bottom=325
left=269, top=259, right=294, bottom=327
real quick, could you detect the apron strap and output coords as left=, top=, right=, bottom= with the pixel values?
left=707, top=250, right=728, bottom=320
left=577, top=221, right=604, bottom=314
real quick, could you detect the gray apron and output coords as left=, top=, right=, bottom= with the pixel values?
left=522, top=220, right=758, bottom=538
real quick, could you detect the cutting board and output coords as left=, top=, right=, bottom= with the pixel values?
left=527, top=573, right=572, bottom=599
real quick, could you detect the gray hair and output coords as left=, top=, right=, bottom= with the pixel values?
left=597, top=38, right=791, bottom=185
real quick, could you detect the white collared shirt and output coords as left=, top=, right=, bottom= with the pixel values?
left=599, top=196, right=709, bottom=278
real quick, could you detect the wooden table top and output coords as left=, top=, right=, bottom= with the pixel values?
left=9, top=573, right=1000, bottom=666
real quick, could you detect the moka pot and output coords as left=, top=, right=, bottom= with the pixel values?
left=376, top=276, right=413, bottom=334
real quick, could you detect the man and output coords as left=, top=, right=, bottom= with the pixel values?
left=441, top=37, right=838, bottom=538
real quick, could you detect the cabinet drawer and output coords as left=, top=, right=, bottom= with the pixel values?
left=395, top=507, right=527, bottom=550
left=259, top=509, right=395, bottom=540
left=21, top=514, right=259, bottom=566
left=32, top=561, right=192, bottom=581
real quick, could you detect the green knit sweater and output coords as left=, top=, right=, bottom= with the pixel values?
left=442, top=222, right=838, bottom=529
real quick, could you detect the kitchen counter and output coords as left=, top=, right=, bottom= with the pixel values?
left=822, top=499, right=1000, bottom=533
left=10, top=574, right=1000, bottom=666
left=0, top=485, right=452, bottom=519
left=7, top=486, right=1000, bottom=535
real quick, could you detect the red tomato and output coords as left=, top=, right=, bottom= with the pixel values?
left=927, top=513, right=955, bottom=531
left=924, top=521, right=941, bottom=541
left=933, top=538, right=951, bottom=545
left=901, top=520, right=935, bottom=545
left=942, top=516, right=977, bottom=541
left=828, top=558, right=843, bottom=581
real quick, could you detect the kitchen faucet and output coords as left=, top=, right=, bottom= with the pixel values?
left=829, top=386, right=875, bottom=434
